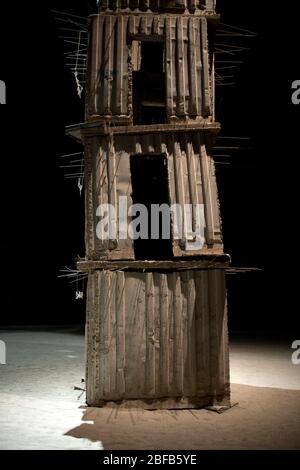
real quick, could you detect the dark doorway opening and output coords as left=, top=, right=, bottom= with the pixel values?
left=132, top=40, right=166, bottom=125
left=130, top=153, right=173, bottom=260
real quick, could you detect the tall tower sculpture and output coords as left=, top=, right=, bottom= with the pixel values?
left=68, top=0, right=231, bottom=409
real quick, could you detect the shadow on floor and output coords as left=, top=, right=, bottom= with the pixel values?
left=64, top=383, right=300, bottom=450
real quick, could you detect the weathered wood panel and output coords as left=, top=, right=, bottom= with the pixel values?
left=98, top=0, right=213, bottom=11
left=87, top=14, right=212, bottom=121
left=86, top=269, right=230, bottom=408
left=85, top=132, right=222, bottom=259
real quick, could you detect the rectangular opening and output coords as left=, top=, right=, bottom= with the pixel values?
left=130, top=153, right=173, bottom=260
left=132, top=40, right=166, bottom=125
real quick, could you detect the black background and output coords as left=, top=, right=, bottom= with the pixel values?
left=0, top=0, right=299, bottom=334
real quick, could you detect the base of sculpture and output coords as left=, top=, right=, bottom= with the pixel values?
left=85, top=268, right=230, bottom=409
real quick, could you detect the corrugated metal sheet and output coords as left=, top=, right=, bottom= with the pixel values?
left=86, top=14, right=212, bottom=120
left=98, top=1, right=213, bottom=13
left=86, top=269, right=230, bottom=407
left=84, top=132, right=222, bottom=260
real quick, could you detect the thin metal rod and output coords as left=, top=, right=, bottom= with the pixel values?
left=59, top=152, right=84, bottom=158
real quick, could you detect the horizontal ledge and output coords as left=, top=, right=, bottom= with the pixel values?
left=77, top=256, right=231, bottom=272
left=66, top=120, right=221, bottom=140
left=89, top=12, right=220, bottom=20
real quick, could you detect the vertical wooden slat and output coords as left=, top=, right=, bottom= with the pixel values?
left=195, top=271, right=210, bottom=396
left=214, top=271, right=228, bottom=396
left=208, top=270, right=217, bottom=398
left=187, top=272, right=197, bottom=395
left=97, top=16, right=106, bottom=115
left=84, top=140, right=95, bottom=257
left=159, top=274, right=169, bottom=396
left=181, top=272, right=189, bottom=395
left=152, top=15, right=159, bottom=36
left=167, top=274, right=175, bottom=395
left=199, top=135, right=215, bottom=245
left=188, top=17, right=198, bottom=116
left=87, top=17, right=95, bottom=116
left=107, top=135, right=117, bottom=245
left=185, top=134, right=197, bottom=234
left=200, top=17, right=211, bottom=116
left=129, top=15, right=137, bottom=36
left=102, top=16, right=114, bottom=115
left=173, top=138, right=186, bottom=247
left=194, top=18, right=203, bottom=117
left=109, top=273, right=117, bottom=396
left=165, top=18, right=174, bottom=119
left=176, top=17, right=186, bottom=116
left=145, top=273, right=155, bottom=396
left=139, top=16, right=147, bottom=35
left=114, top=16, right=123, bottom=114
left=102, top=271, right=111, bottom=398
left=116, top=271, right=126, bottom=397
left=121, top=16, right=129, bottom=115
left=153, top=273, right=161, bottom=395
left=173, top=272, right=183, bottom=394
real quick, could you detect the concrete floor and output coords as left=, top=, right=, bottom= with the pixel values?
left=0, top=328, right=299, bottom=450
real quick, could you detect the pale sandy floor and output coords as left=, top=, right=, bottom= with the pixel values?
left=0, top=328, right=299, bottom=450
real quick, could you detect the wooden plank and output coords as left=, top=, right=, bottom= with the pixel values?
left=124, top=273, right=146, bottom=398
left=188, top=17, right=198, bottom=116
left=87, top=16, right=96, bottom=116
left=145, top=273, right=155, bottom=396
left=97, top=15, right=106, bottom=115
left=109, top=272, right=117, bottom=397
left=195, top=270, right=211, bottom=395
left=173, top=139, right=186, bottom=246
left=173, top=272, right=183, bottom=394
left=102, top=271, right=111, bottom=398
left=102, top=16, right=115, bottom=115
left=84, top=140, right=95, bottom=258
left=139, top=16, right=147, bottom=35
left=187, top=272, right=197, bottom=395
left=181, top=271, right=189, bottom=395
left=208, top=269, right=218, bottom=398
left=107, top=135, right=117, bottom=246
left=153, top=273, right=161, bottom=396
left=176, top=17, right=186, bottom=116
left=199, top=135, right=215, bottom=245
left=121, top=16, right=129, bottom=116
left=113, top=16, right=123, bottom=114
left=97, top=271, right=106, bottom=399
left=77, top=257, right=230, bottom=272
left=200, top=17, right=211, bottom=116
left=165, top=17, right=174, bottom=118
left=159, top=274, right=169, bottom=396
left=167, top=273, right=175, bottom=395
left=152, top=15, right=159, bottom=36
left=116, top=271, right=126, bottom=397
